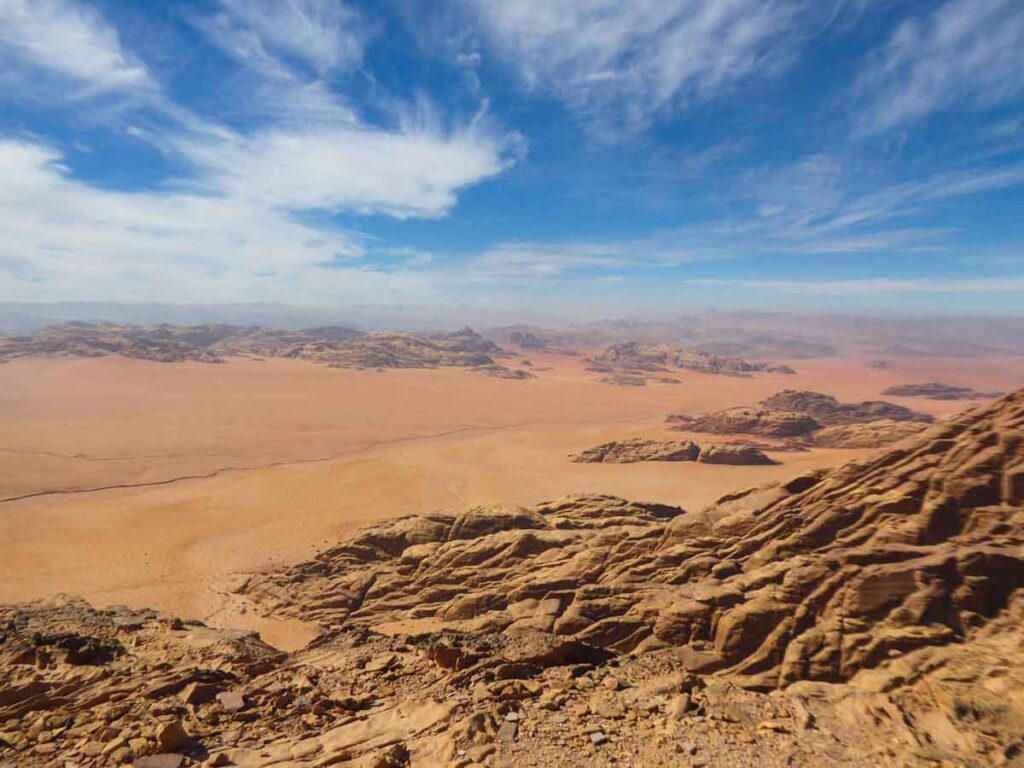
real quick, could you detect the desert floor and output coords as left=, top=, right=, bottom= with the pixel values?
left=1, top=352, right=1022, bottom=649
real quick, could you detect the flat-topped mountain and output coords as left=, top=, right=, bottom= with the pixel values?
left=571, top=438, right=775, bottom=465
left=0, top=323, right=504, bottom=370
left=883, top=382, right=1003, bottom=400
left=586, top=342, right=796, bottom=378
left=668, top=389, right=934, bottom=447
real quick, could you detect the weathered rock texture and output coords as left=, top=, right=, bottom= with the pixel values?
left=696, top=444, right=778, bottom=465
left=883, top=382, right=1002, bottom=400
left=0, top=323, right=505, bottom=370
left=571, top=439, right=702, bottom=463
left=668, top=390, right=934, bottom=448
left=571, top=439, right=774, bottom=465
left=244, top=391, right=1024, bottom=692
left=587, top=343, right=796, bottom=378
left=811, top=419, right=930, bottom=448
left=761, top=390, right=934, bottom=425
left=667, top=406, right=821, bottom=438
left=2, top=392, right=1023, bottom=767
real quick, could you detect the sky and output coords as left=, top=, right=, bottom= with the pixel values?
left=0, top=0, right=1023, bottom=317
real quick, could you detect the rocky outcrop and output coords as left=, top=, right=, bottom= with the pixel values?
left=587, top=343, right=796, bottom=377
left=761, top=389, right=933, bottom=425
left=812, top=419, right=930, bottom=448
left=668, top=390, right=934, bottom=447
left=667, top=406, right=821, bottom=438
left=3, top=392, right=1023, bottom=767
left=287, top=328, right=501, bottom=369
left=0, top=323, right=505, bottom=370
left=508, top=331, right=547, bottom=350
left=469, top=364, right=536, bottom=380
left=571, top=439, right=701, bottom=463
left=0, top=322, right=234, bottom=363
left=243, top=391, right=1024, bottom=695
left=883, top=382, right=1002, bottom=400
left=696, top=444, right=777, bottom=465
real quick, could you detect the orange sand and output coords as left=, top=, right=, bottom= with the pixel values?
left=1, top=353, right=1021, bottom=649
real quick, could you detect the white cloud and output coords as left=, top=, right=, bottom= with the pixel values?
left=217, top=0, right=370, bottom=76
left=463, top=0, right=827, bottom=134
left=0, top=0, right=521, bottom=303
left=683, top=276, right=1024, bottom=295
left=0, top=138, right=441, bottom=303
left=0, top=0, right=149, bottom=93
left=853, top=0, right=1024, bottom=133
left=454, top=153, right=1024, bottom=282
left=176, top=122, right=516, bottom=219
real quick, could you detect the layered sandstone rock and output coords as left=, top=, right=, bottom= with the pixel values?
left=668, top=390, right=934, bottom=447
left=667, top=406, right=821, bottom=438
left=811, top=419, right=930, bottom=448
left=761, top=389, right=933, bottom=425
left=587, top=342, right=796, bottom=377
left=696, top=444, right=777, bottom=465
left=883, top=382, right=1002, bottom=400
left=571, top=439, right=701, bottom=463
left=243, top=391, right=1024, bottom=695
left=3, top=392, right=1023, bottom=767
left=0, top=322, right=233, bottom=363
left=0, top=323, right=504, bottom=370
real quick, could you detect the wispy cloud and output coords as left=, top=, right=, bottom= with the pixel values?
left=463, top=0, right=843, bottom=135
left=175, top=121, right=516, bottom=219
left=0, top=0, right=150, bottom=95
left=0, top=1, right=521, bottom=303
left=456, top=153, right=1024, bottom=281
left=853, top=0, right=1024, bottom=133
left=683, top=276, right=1024, bottom=295
left=215, top=0, right=372, bottom=76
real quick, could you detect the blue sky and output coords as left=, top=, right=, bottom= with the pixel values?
left=1, top=0, right=1023, bottom=315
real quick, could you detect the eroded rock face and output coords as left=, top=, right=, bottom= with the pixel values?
left=586, top=343, right=795, bottom=377
left=812, top=419, right=930, bottom=448
left=667, top=406, right=821, bottom=438
left=282, top=327, right=501, bottom=369
left=0, top=323, right=506, bottom=370
left=696, top=444, right=777, bottom=465
left=3, top=392, right=1024, bottom=767
left=571, top=439, right=701, bottom=463
left=243, top=391, right=1024, bottom=696
left=761, top=390, right=933, bottom=425
left=668, top=390, right=934, bottom=447
left=883, top=382, right=1002, bottom=400
left=0, top=322, right=235, bottom=363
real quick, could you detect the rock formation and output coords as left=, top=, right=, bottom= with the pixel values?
left=811, top=419, right=930, bottom=448
left=586, top=343, right=796, bottom=378
left=597, top=373, right=648, bottom=387
left=883, top=382, right=1002, bottom=400
left=667, top=406, right=821, bottom=438
left=507, top=331, right=547, bottom=350
left=468, top=364, right=536, bottom=380
left=0, top=323, right=505, bottom=370
left=668, top=390, right=934, bottom=448
left=761, top=390, right=933, bottom=425
left=0, top=322, right=234, bottom=363
left=571, top=439, right=701, bottom=463
left=2, top=391, right=1023, bottom=766
left=572, top=440, right=776, bottom=466
left=696, top=444, right=777, bottom=465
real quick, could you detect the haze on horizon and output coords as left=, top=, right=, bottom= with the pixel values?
left=1, top=0, right=1023, bottom=315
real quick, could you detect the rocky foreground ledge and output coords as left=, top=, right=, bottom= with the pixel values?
left=2, top=391, right=1023, bottom=767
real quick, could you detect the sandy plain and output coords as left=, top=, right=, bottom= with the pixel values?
left=1, top=351, right=1022, bottom=649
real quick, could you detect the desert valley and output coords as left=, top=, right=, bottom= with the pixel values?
left=4, top=1, right=1024, bottom=766
left=1, top=320, right=1023, bottom=767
